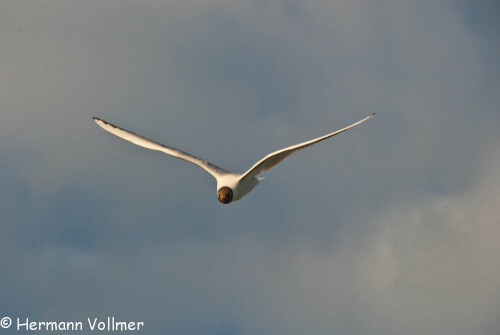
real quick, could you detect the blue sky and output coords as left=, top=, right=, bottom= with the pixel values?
left=1, top=1, right=499, bottom=334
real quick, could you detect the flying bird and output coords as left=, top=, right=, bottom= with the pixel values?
left=93, top=114, right=375, bottom=204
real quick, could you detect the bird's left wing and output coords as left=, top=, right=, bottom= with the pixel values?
left=239, top=113, right=375, bottom=181
left=93, top=117, right=230, bottom=179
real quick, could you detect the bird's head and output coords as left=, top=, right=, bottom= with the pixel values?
left=217, top=186, right=233, bottom=204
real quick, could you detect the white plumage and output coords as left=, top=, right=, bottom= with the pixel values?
left=93, top=113, right=375, bottom=204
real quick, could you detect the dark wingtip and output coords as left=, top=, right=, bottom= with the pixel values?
left=93, top=117, right=106, bottom=124
left=371, top=112, right=377, bottom=116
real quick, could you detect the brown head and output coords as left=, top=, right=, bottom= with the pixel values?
left=217, top=186, right=233, bottom=204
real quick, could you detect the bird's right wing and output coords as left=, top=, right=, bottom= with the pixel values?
left=93, top=117, right=230, bottom=179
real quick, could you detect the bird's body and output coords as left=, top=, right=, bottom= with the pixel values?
left=93, top=114, right=375, bottom=204
left=216, top=173, right=262, bottom=203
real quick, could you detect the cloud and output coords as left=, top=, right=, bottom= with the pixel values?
left=4, top=143, right=499, bottom=334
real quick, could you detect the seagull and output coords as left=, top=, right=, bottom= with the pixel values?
left=93, top=113, right=375, bottom=204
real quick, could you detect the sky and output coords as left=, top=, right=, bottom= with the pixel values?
left=1, top=0, right=499, bottom=334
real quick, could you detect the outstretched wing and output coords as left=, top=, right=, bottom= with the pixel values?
left=93, top=117, right=229, bottom=179
left=239, top=113, right=375, bottom=180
